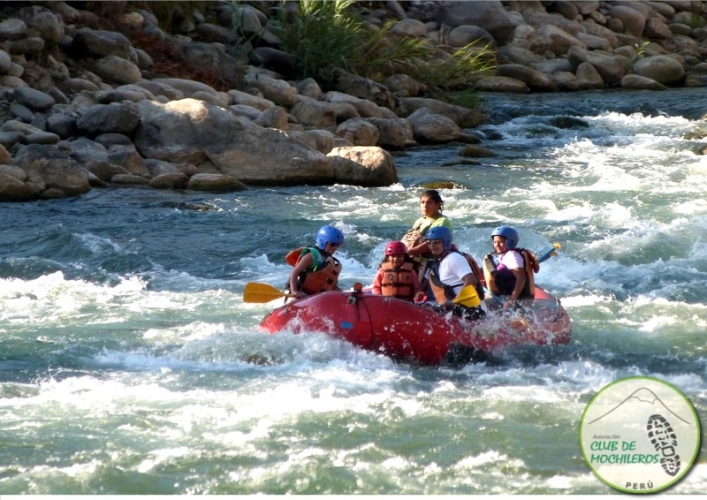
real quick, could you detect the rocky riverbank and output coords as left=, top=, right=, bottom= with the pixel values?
left=1, top=1, right=706, bottom=202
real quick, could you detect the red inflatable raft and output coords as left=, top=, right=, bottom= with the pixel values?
left=259, top=286, right=572, bottom=366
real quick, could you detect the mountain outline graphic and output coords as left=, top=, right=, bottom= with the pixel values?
left=587, top=387, right=692, bottom=426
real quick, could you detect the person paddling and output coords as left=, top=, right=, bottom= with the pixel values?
left=286, top=225, right=344, bottom=298
left=415, top=226, right=484, bottom=320
left=371, top=241, right=419, bottom=301
left=482, top=226, right=539, bottom=311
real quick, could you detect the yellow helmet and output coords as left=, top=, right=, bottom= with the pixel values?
left=452, top=285, right=481, bottom=308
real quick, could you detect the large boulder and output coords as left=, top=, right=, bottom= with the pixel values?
left=77, top=102, right=140, bottom=136
left=13, top=144, right=91, bottom=197
left=632, top=55, right=685, bottom=84
left=336, top=118, right=380, bottom=147
left=529, top=24, right=586, bottom=55
left=406, top=108, right=480, bottom=144
left=69, top=28, right=137, bottom=61
left=435, top=0, right=516, bottom=45
left=364, top=117, right=417, bottom=150
left=0, top=173, right=41, bottom=201
left=329, top=69, right=397, bottom=110
left=327, top=146, right=397, bottom=187
left=18, top=5, right=64, bottom=48
left=608, top=5, right=646, bottom=38
left=398, top=97, right=485, bottom=128
left=567, top=46, right=627, bottom=85
left=133, top=98, right=339, bottom=185
left=497, top=64, right=557, bottom=91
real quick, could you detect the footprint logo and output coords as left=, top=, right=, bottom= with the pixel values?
left=647, top=414, right=681, bottom=477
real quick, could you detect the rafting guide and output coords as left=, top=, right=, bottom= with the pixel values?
left=579, top=376, right=700, bottom=494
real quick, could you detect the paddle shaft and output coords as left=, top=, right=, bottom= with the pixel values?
left=537, top=243, right=561, bottom=264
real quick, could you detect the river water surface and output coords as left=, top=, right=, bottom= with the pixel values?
left=1, top=89, right=705, bottom=494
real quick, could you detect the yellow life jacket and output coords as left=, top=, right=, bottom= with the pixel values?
left=379, top=261, right=416, bottom=301
left=286, top=247, right=341, bottom=294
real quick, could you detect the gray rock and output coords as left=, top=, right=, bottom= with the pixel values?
left=290, top=99, right=337, bottom=128
left=0, top=164, right=27, bottom=182
left=93, top=55, right=142, bottom=85
left=435, top=0, right=516, bottom=45
left=71, top=28, right=137, bottom=61
left=497, top=64, right=557, bottom=91
left=186, top=173, right=247, bottom=192
left=0, top=131, right=24, bottom=148
left=107, top=145, right=150, bottom=177
left=94, top=133, right=133, bottom=148
left=0, top=18, right=28, bottom=41
left=608, top=5, right=646, bottom=37
left=398, top=97, right=485, bottom=128
left=149, top=172, right=189, bottom=189
left=14, top=87, right=56, bottom=112
left=18, top=5, right=64, bottom=47
left=255, top=106, right=289, bottom=130
left=111, top=173, right=149, bottom=185
left=576, top=62, right=605, bottom=90
left=447, top=25, right=496, bottom=48
left=621, top=74, right=668, bottom=90
left=8, top=37, right=45, bottom=57
left=11, top=102, right=35, bottom=122
left=0, top=172, right=41, bottom=201
left=77, top=102, right=140, bottom=136
left=328, top=146, right=397, bottom=187
left=23, top=131, right=61, bottom=145
left=0, top=49, right=11, bottom=74
left=14, top=143, right=90, bottom=197
left=336, top=118, right=380, bottom=147
left=365, top=117, right=416, bottom=150
left=632, top=55, right=685, bottom=84
left=568, top=46, right=627, bottom=85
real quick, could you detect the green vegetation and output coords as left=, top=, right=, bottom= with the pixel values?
left=81, top=0, right=495, bottom=106
left=684, top=12, right=707, bottom=29
left=274, top=0, right=495, bottom=106
left=626, top=39, right=650, bottom=70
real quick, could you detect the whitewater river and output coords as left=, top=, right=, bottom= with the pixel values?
left=1, top=89, right=705, bottom=494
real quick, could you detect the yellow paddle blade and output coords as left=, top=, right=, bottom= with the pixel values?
left=243, top=282, right=292, bottom=303
left=452, top=285, right=481, bottom=307
left=553, top=242, right=562, bottom=250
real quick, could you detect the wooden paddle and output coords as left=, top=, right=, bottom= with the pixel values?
left=243, top=282, right=293, bottom=303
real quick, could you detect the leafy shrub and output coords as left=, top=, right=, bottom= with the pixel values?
left=274, top=0, right=495, bottom=106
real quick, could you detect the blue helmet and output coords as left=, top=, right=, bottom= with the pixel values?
left=316, top=225, right=344, bottom=250
left=491, top=226, right=519, bottom=249
left=425, top=226, right=452, bottom=250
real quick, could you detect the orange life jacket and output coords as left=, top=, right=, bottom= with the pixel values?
left=482, top=248, right=538, bottom=298
left=379, top=261, right=416, bottom=301
left=286, top=247, right=341, bottom=295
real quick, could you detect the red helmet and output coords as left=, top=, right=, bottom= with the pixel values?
left=385, top=241, right=408, bottom=256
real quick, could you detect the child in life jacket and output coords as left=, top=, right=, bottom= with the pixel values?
left=371, top=241, right=419, bottom=301
left=286, top=225, right=344, bottom=298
